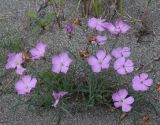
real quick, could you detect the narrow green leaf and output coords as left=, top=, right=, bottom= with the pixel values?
left=49, top=0, right=54, bottom=5
left=147, top=0, right=152, bottom=7
left=32, top=25, right=41, bottom=34
left=46, top=12, right=55, bottom=24
left=26, top=11, right=38, bottom=20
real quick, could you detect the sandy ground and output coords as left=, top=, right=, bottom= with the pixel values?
left=0, top=0, right=160, bottom=125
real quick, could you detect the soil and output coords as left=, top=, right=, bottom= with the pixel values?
left=0, top=0, right=160, bottom=125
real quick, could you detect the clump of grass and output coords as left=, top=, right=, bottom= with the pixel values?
left=0, top=31, right=24, bottom=51
left=26, top=0, right=66, bottom=33
left=142, top=0, right=153, bottom=22
left=82, top=0, right=124, bottom=18
left=26, top=11, right=55, bottom=34
left=91, top=0, right=102, bottom=18
left=5, top=1, right=160, bottom=124
left=82, top=0, right=103, bottom=18
left=0, top=31, right=24, bottom=66
left=120, top=0, right=123, bottom=19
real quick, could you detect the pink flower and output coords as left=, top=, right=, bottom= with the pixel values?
left=112, top=47, right=131, bottom=58
left=65, top=23, right=73, bottom=33
left=30, top=42, right=47, bottom=60
left=5, top=53, right=25, bottom=75
left=88, top=17, right=108, bottom=32
left=16, top=65, right=26, bottom=75
left=114, top=57, right=134, bottom=75
left=96, top=35, right=107, bottom=45
left=105, top=19, right=130, bottom=34
left=132, top=73, right=153, bottom=91
left=89, top=35, right=107, bottom=45
left=87, top=50, right=112, bottom=73
left=52, top=52, right=72, bottom=74
left=112, top=89, right=134, bottom=112
left=15, top=75, right=37, bottom=95
left=52, top=91, right=67, bottom=108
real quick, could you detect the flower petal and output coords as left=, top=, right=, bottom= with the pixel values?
left=52, top=99, right=60, bottom=108
left=52, top=56, right=60, bottom=65
left=22, top=75, right=31, bottom=84
left=132, top=82, right=148, bottom=91
left=115, top=19, right=130, bottom=33
left=117, top=67, right=126, bottom=75
left=16, top=66, right=25, bottom=75
left=122, top=104, right=132, bottom=112
left=125, top=66, right=134, bottom=73
left=96, top=50, right=106, bottom=60
left=91, top=65, right=101, bottom=73
left=144, top=79, right=153, bottom=86
left=105, top=23, right=117, bottom=34
left=112, top=47, right=122, bottom=58
left=114, top=101, right=122, bottom=108
left=122, top=47, right=131, bottom=57
left=125, top=59, right=134, bottom=67
left=15, top=81, right=27, bottom=95
left=114, top=57, right=125, bottom=70
left=96, top=25, right=105, bottom=31
left=28, top=78, right=37, bottom=88
left=118, top=89, right=128, bottom=99
left=112, top=92, right=121, bottom=101
left=140, top=73, right=148, bottom=81
left=96, top=35, right=107, bottom=45
left=87, top=56, right=98, bottom=66
left=96, top=35, right=107, bottom=42
left=101, top=55, right=112, bottom=69
left=124, top=96, right=134, bottom=105
left=61, top=66, right=69, bottom=74
left=52, top=64, right=61, bottom=73
left=88, top=18, right=97, bottom=29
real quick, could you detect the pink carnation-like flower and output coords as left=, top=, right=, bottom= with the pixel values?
left=105, top=19, right=130, bottom=34
left=65, top=23, right=73, bottom=33
left=52, top=91, right=67, bottom=108
left=112, top=47, right=131, bottom=58
left=30, top=42, right=47, bottom=60
left=89, top=35, right=107, bottom=45
left=112, top=89, right=134, bottom=112
left=15, top=75, right=37, bottom=95
left=52, top=52, right=72, bottom=74
left=114, top=57, right=134, bottom=75
left=96, top=35, right=107, bottom=45
left=5, top=53, right=25, bottom=75
left=88, top=17, right=108, bottom=32
left=132, top=73, right=153, bottom=91
left=87, top=50, right=112, bottom=73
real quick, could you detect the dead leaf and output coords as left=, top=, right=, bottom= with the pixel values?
left=78, top=50, right=89, bottom=59
left=87, top=35, right=96, bottom=44
left=120, top=113, right=128, bottom=121
left=141, top=115, right=150, bottom=124
left=22, top=51, right=32, bottom=63
left=70, top=18, right=81, bottom=25
left=156, top=83, right=160, bottom=93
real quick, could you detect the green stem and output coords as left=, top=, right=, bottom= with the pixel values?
left=92, top=0, right=98, bottom=17
left=58, top=0, right=62, bottom=8
left=110, top=35, right=119, bottom=53
left=120, top=0, right=123, bottom=19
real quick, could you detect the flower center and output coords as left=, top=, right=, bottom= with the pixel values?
left=115, top=27, right=121, bottom=33
left=61, top=63, right=64, bottom=66
left=98, top=60, right=103, bottom=64
left=140, top=80, right=145, bottom=84
left=25, top=86, right=30, bottom=90
left=120, top=51, right=123, bottom=56
left=16, top=61, right=21, bottom=66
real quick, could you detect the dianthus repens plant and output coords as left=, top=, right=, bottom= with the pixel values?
left=6, top=16, right=158, bottom=123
